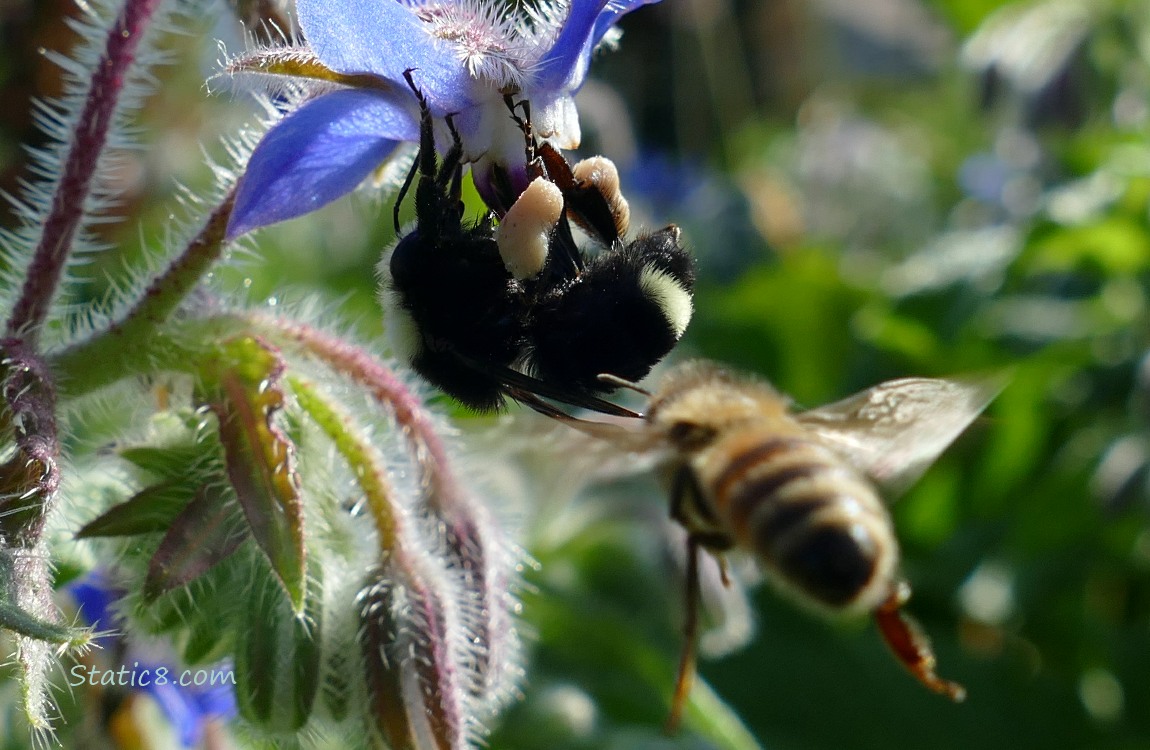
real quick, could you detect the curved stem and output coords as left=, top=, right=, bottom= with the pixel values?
left=254, top=317, right=511, bottom=697
left=250, top=318, right=465, bottom=513
left=289, top=375, right=402, bottom=549
left=50, top=192, right=236, bottom=397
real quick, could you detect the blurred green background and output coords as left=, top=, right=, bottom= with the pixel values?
left=5, top=0, right=1150, bottom=748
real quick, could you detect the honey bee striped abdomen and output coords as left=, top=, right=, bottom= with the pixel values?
left=697, top=429, right=898, bottom=612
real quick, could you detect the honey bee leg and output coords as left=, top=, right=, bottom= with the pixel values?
left=717, top=555, right=732, bottom=588
left=665, top=534, right=703, bottom=735
left=874, top=582, right=967, bottom=702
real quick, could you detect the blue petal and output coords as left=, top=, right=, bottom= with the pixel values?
left=192, top=680, right=238, bottom=720
left=589, top=0, right=663, bottom=58
left=228, top=89, right=417, bottom=238
left=67, top=573, right=122, bottom=632
left=535, top=0, right=609, bottom=91
left=143, top=676, right=202, bottom=747
left=297, top=0, right=473, bottom=113
left=536, top=0, right=661, bottom=91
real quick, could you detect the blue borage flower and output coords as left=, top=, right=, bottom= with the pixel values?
left=226, top=0, right=662, bottom=239
left=67, top=574, right=237, bottom=748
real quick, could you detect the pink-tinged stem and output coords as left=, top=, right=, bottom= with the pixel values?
left=5, top=0, right=163, bottom=346
left=260, top=318, right=507, bottom=706
left=258, top=319, right=464, bottom=510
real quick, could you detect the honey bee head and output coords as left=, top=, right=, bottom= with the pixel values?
left=646, top=361, right=792, bottom=451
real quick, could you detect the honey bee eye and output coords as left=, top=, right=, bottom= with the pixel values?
left=668, top=421, right=717, bottom=450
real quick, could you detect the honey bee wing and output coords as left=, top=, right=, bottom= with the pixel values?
left=493, top=411, right=667, bottom=488
left=795, top=376, right=1004, bottom=496
left=547, top=410, right=669, bottom=456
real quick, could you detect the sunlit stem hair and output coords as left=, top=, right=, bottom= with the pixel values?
left=2, top=0, right=164, bottom=547
left=290, top=373, right=473, bottom=746
left=0, top=0, right=161, bottom=730
left=0, top=0, right=229, bottom=734
left=5, top=0, right=163, bottom=347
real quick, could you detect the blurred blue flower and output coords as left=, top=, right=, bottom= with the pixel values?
left=622, top=151, right=765, bottom=281
left=68, top=572, right=120, bottom=640
left=228, top=0, right=662, bottom=238
left=68, top=573, right=237, bottom=748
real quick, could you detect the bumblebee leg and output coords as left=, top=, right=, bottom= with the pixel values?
left=395, top=69, right=434, bottom=233
left=401, top=69, right=436, bottom=178
left=665, top=533, right=702, bottom=735
left=504, top=95, right=539, bottom=169
left=393, top=151, right=420, bottom=234
left=439, top=113, right=465, bottom=201
left=402, top=69, right=451, bottom=230
left=873, top=581, right=966, bottom=702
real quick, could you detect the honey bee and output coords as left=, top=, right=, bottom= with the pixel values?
left=560, top=360, right=1002, bottom=729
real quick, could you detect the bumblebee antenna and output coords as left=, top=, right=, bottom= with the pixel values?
left=597, top=373, right=651, bottom=397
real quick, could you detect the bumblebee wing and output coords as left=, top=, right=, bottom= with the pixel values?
left=454, top=354, right=642, bottom=418
left=795, top=375, right=1005, bottom=496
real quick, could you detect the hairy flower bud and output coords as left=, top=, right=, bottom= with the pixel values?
left=359, top=565, right=466, bottom=750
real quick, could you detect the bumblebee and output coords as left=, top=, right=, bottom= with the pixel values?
left=380, top=73, right=695, bottom=416
left=559, top=361, right=1002, bottom=728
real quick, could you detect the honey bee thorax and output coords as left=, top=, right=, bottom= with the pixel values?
left=696, top=427, right=899, bottom=613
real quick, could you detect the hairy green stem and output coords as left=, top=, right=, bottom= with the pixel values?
left=254, top=317, right=506, bottom=696
left=50, top=193, right=236, bottom=396
left=289, top=375, right=402, bottom=548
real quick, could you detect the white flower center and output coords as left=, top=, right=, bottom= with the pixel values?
left=414, top=0, right=534, bottom=88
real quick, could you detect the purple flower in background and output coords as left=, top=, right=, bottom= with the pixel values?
left=227, top=0, right=662, bottom=238
left=68, top=574, right=237, bottom=748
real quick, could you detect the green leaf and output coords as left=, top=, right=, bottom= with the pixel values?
left=696, top=249, right=868, bottom=404
left=119, top=443, right=210, bottom=478
left=203, top=336, right=306, bottom=612
left=852, top=304, right=941, bottom=363
left=75, top=481, right=193, bottom=538
left=1026, top=218, right=1150, bottom=275
left=235, top=568, right=323, bottom=732
left=143, top=484, right=247, bottom=601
